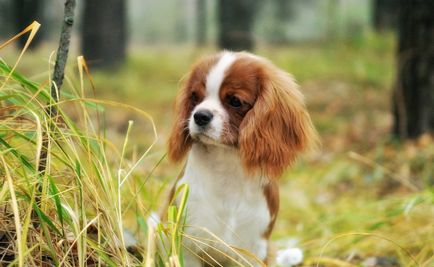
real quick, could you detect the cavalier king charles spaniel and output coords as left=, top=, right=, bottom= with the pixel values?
left=167, top=51, right=317, bottom=266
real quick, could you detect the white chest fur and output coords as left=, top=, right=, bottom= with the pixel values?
left=176, top=144, right=270, bottom=266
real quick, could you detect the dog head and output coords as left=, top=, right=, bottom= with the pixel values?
left=168, top=51, right=317, bottom=178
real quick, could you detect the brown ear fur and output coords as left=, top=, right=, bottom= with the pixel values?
left=167, top=79, right=193, bottom=163
left=167, top=54, right=220, bottom=162
left=239, top=60, right=318, bottom=178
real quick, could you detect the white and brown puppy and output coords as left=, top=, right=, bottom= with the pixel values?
left=167, top=51, right=317, bottom=266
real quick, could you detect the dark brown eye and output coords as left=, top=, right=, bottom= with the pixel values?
left=191, top=92, right=198, bottom=103
left=227, top=95, right=242, bottom=108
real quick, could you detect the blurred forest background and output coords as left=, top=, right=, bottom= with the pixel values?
left=0, top=0, right=433, bottom=266
left=1, top=0, right=432, bottom=138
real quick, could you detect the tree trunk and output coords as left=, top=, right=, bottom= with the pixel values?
left=373, top=0, right=400, bottom=31
left=13, top=0, right=44, bottom=49
left=196, top=0, right=207, bottom=46
left=392, top=0, right=434, bottom=139
left=81, top=0, right=126, bottom=69
left=0, top=0, right=12, bottom=37
left=218, top=0, right=257, bottom=51
left=268, top=0, right=295, bottom=44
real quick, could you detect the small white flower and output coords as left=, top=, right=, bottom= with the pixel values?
left=276, top=247, right=304, bottom=266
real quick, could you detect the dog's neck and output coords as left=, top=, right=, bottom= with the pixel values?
left=184, top=143, right=268, bottom=188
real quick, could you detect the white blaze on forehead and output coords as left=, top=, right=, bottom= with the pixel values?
left=190, top=52, right=236, bottom=143
left=205, top=52, right=237, bottom=96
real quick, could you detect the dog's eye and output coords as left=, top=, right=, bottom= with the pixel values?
left=227, top=95, right=242, bottom=108
left=191, top=92, right=198, bottom=103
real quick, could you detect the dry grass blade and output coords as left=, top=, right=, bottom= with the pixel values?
left=1, top=154, right=25, bottom=267
left=0, top=21, right=40, bottom=90
left=348, top=151, right=419, bottom=191
left=307, top=257, right=358, bottom=267
left=58, top=216, right=99, bottom=266
left=317, top=232, right=420, bottom=267
left=181, top=226, right=266, bottom=267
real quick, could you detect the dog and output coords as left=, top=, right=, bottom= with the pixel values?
left=166, top=51, right=317, bottom=266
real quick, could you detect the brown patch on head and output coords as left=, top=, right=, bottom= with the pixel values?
left=219, top=55, right=263, bottom=146
left=167, top=54, right=219, bottom=162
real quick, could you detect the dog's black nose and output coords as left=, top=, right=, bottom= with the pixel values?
left=194, top=110, right=213, bottom=126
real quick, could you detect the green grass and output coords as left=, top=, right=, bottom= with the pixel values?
left=0, top=49, right=180, bottom=265
left=1, top=32, right=433, bottom=266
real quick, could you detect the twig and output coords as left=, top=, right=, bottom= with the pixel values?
left=348, top=151, right=419, bottom=192
left=35, top=0, right=76, bottom=223
left=50, top=0, right=76, bottom=106
left=38, top=0, right=76, bottom=175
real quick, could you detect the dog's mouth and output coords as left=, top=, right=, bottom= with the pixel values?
left=191, top=133, right=235, bottom=149
left=192, top=133, right=217, bottom=144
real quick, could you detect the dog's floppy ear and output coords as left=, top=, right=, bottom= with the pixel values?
left=239, top=61, right=318, bottom=178
left=167, top=54, right=220, bottom=162
left=167, top=77, right=193, bottom=163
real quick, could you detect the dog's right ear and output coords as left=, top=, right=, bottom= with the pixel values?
left=168, top=54, right=220, bottom=162
left=167, top=77, right=193, bottom=163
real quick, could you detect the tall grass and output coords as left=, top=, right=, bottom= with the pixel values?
left=0, top=30, right=175, bottom=264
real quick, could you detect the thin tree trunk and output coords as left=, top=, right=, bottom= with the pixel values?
left=38, top=0, right=76, bottom=190
left=373, top=0, right=400, bottom=31
left=13, top=0, right=44, bottom=48
left=0, top=1, right=13, bottom=36
left=196, top=0, right=207, bottom=46
left=34, top=0, right=76, bottom=231
left=269, top=0, right=295, bottom=44
left=81, top=0, right=126, bottom=69
left=392, top=0, right=434, bottom=139
left=218, top=0, right=257, bottom=51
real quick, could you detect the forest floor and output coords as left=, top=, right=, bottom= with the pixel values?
left=1, top=33, right=433, bottom=266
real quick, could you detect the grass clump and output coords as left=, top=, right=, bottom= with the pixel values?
left=0, top=50, right=179, bottom=265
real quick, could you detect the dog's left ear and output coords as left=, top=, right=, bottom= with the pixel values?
left=167, top=77, right=193, bottom=163
left=239, top=61, right=318, bottom=179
